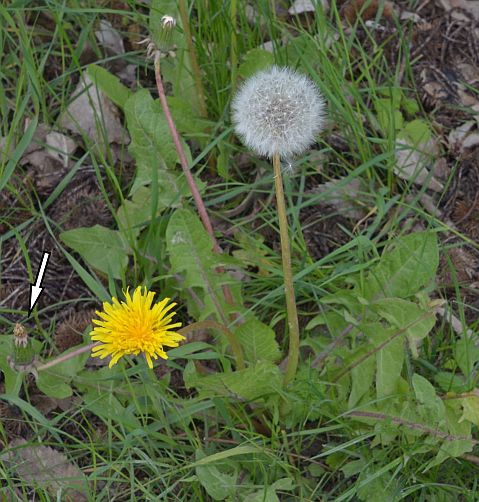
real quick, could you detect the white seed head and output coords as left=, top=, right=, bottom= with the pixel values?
left=231, top=66, right=326, bottom=159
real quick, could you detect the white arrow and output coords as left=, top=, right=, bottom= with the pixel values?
left=29, top=252, right=51, bottom=316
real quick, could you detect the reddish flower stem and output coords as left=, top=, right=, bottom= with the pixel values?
left=153, top=53, right=242, bottom=363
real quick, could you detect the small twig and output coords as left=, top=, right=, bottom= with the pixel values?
left=347, top=410, right=479, bottom=444
left=333, top=311, right=435, bottom=382
left=311, top=323, right=356, bottom=369
left=179, top=320, right=245, bottom=370
left=36, top=342, right=99, bottom=372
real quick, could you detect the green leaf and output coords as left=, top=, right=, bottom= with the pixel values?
left=425, top=399, right=473, bottom=470
left=371, top=298, right=436, bottom=358
left=166, top=208, right=243, bottom=320
left=460, top=396, right=479, bottom=427
left=434, top=371, right=468, bottom=393
left=185, top=361, right=282, bottom=401
left=402, top=119, right=432, bottom=146
left=374, top=98, right=403, bottom=132
left=412, top=373, right=445, bottom=419
left=166, top=96, right=212, bottom=135
left=454, top=337, right=479, bottom=379
left=238, top=48, right=274, bottom=80
left=348, top=351, right=375, bottom=408
left=402, top=97, right=420, bottom=115
left=364, top=232, right=438, bottom=300
left=124, top=89, right=180, bottom=193
left=36, top=373, right=73, bottom=399
left=83, top=389, right=141, bottom=430
left=0, top=337, right=42, bottom=396
left=60, top=225, right=130, bottom=279
left=36, top=349, right=89, bottom=399
left=234, top=317, right=281, bottom=364
left=117, top=182, right=189, bottom=239
left=364, top=324, right=404, bottom=399
left=0, top=339, right=23, bottom=396
left=87, top=64, right=131, bottom=109
left=195, top=449, right=237, bottom=501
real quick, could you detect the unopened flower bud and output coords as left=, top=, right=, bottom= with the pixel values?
left=158, top=15, right=176, bottom=52
left=12, top=323, right=34, bottom=366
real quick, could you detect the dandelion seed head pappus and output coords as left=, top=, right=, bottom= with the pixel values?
left=231, top=66, right=326, bottom=159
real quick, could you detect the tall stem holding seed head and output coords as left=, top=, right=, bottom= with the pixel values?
left=272, top=154, right=300, bottom=386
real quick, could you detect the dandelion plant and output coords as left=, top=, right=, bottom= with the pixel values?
left=232, top=66, right=325, bottom=385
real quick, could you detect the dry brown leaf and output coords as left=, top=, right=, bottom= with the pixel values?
left=394, top=138, right=443, bottom=192
left=95, top=19, right=124, bottom=56
left=289, top=0, right=329, bottom=15
left=400, top=10, right=423, bottom=22
left=341, top=0, right=396, bottom=24
left=462, top=132, right=479, bottom=149
left=449, top=120, right=475, bottom=146
left=309, top=177, right=367, bottom=219
left=1, top=438, right=89, bottom=501
left=449, top=121, right=479, bottom=150
left=437, top=0, right=479, bottom=21
left=59, top=74, right=129, bottom=151
left=45, top=131, right=77, bottom=168
left=20, top=124, right=77, bottom=195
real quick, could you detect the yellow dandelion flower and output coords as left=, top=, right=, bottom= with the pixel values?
left=90, top=286, right=184, bottom=369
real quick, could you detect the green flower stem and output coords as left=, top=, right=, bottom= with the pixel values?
left=273, top=154, right=300, bottom=387
left=230, top=0, right=238, bottom=93
left=177, top=0, right=208, bottom=118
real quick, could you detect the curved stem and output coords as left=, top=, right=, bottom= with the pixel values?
left=154, top=53, right=244, bottom=368
left=35, top=320, right=245, bottom=373
left=179, top=320, right=245, bottom=370
left=273, top=154, right=300, bottom=387
left=36, top=342, right=99, bottom=372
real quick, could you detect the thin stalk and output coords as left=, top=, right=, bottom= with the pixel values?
left=179, top=320, right=245, bottom=369
left=273, top=154, right=300, bottom=386
left=153, top=51, right=239, bottom=313
left=230, top=0, right=238, bottom=93
left=36, top=342, right=99, bottom=371
left=177, top=0, right=208, bottom=118
left=35, top=320, right=245, bottom=372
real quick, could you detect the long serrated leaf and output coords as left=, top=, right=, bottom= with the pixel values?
left=364, top=232, right=438, bottom=300
left=2, top=439, right=89, bottom=500
left=124, top=89, right=180, bottom=194
left=234, top=317, right=281, bottom=364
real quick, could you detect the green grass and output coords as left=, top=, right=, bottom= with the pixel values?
left=1, top=0, right=479, bottom=500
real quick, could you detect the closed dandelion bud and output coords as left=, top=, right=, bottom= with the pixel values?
left=158, top=15, right=176, bottom=53
left=12, top=323, right=34, bottom=366
left=231, top=65, right=326, bottom=160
